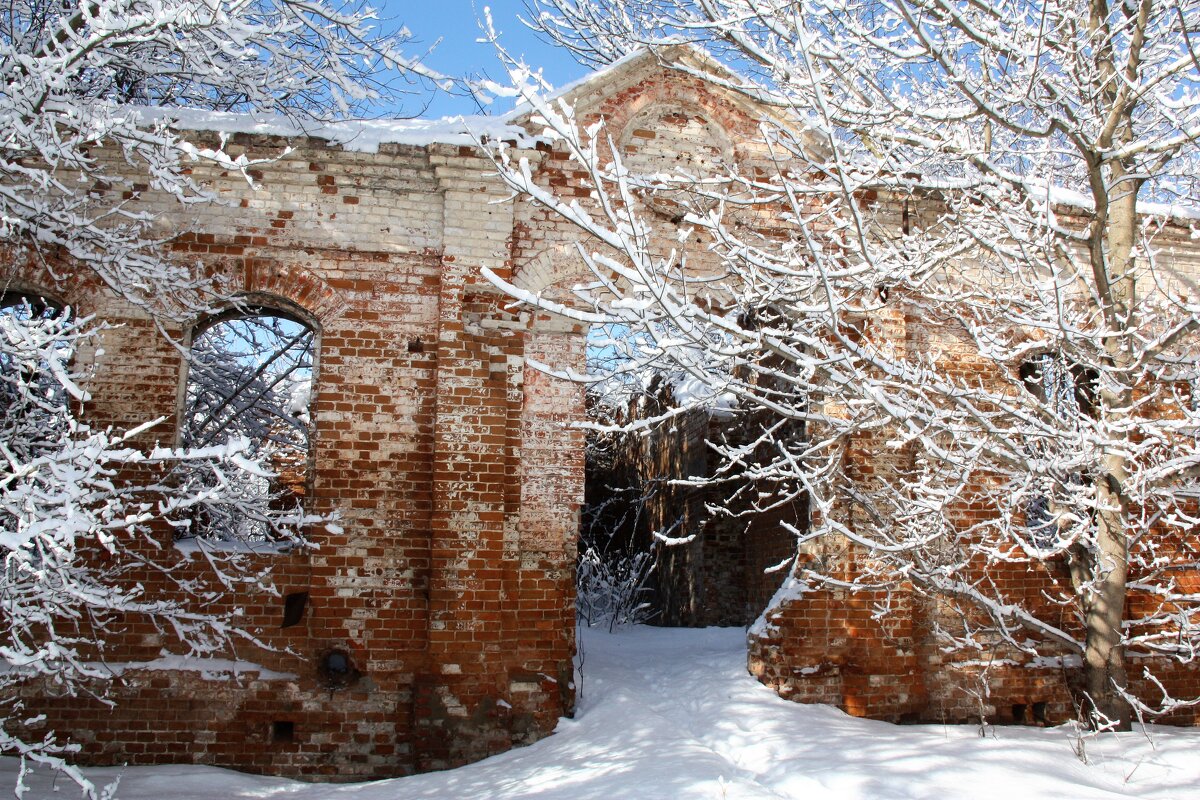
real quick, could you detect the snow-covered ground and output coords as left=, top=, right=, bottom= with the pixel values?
left=8, top=626, right=1200, bottom=799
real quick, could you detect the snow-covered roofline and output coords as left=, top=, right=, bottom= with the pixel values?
left=1035, top=181, right=1200, bottom=223
left=500, top=42, right=810, bottom=130
left=124, top=105, right=532, bottom=154
left=125, top=52, right=1200, bottom=222
left=882, top=172, right=1200, bottom=223
left=124, top=45, right=801, bottom=157
left=500, top=46, right=655, bottom=124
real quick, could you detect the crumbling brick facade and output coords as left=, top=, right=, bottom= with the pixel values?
left=6, top=46, right=805, bottom=778
left=553, top=50, right=1200, bottom=732
left=5, top=127, right=590, bottom=777
left=746, top=283, right=1200, bottom=728
left=6, top=47, right=1198, bottom=783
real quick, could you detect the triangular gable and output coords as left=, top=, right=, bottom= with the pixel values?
left=505, top=44, right=827, bottom=160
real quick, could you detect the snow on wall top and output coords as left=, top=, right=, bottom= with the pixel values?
left=128, top=50, right=1200, bottom=222
left=119, top=47, right=675, bottom=152
left=125, top=46, right=803, bottom=159
left=126, top=106, right=532, bottom=153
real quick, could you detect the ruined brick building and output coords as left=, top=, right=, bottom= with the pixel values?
left=6, top=47, right=774, bottom=780
left=5, top=47, right=1199, bottom=781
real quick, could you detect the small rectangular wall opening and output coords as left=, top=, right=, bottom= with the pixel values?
left=1032, top=701, right=1048, bottom=725
left=281, top=591, right=309, bottom=628
left=271, top=720, right=295, bottom=742
left=1011, top=703, right=1026, bottom=724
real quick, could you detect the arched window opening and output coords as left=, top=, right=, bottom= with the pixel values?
left=1019, top=351, right=1098, bottom=548
left=1, top=291, right=62, bottom=322
left=179, top=307, right=316, bottom=540
left=0, top=291, right=70, bottom=461
left=1019, top=352, right=1098, bottom=422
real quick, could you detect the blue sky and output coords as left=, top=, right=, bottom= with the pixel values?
left=379, top=1, right=591, bottom=118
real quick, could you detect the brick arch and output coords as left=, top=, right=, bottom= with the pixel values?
left=598, top=80, right=746, bottom=165
left=511, top=246, right=602, bottom=336
left=0, top=280, right=69, bottom=313
left=511, top=244, right=596, bottom=299
left=0, top=247, right=100, bottom=313
left=192, top=291, right=322, bottom=338
left=230, top=260, right=347, bottom=327
left=615, top=102, right=735, bottom=165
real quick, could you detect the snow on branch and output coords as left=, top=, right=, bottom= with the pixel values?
left=495, top=0, right=1200, bottom=729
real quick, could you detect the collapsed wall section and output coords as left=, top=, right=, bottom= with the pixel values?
left=582, top=389, right=797, bottom=628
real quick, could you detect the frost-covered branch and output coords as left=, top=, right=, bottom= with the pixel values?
left=497, top=0, right=1200, bottom=729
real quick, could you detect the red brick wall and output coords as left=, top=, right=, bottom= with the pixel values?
left=5, top=136, right=586, bottom=779
left=748, top=293, right=1200, bottom=728
left=7, top=55, right=1196, bottom=783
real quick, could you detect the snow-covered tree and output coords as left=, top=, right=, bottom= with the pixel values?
left=0, top=300, right=326, bottom=791
left=3, top=0, right=446, bottom=320
left=484, top=0, right=1200, bottom=728
left=1, top=0, right=434, bottom=791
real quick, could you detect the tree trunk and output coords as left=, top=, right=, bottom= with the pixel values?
left=1083, top=480, right=1131, bottom=730
left=1081, top=153, right=1137, bottom=731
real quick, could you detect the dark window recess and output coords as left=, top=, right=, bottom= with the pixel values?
left=324, top=650, right=350, bottom=675
left=1012, top=703, right=1026, bottom=724
left=1019, top=354, right=1098, bottom=420
left=1025, top=494, right=1055, bottom=548
left=1018, top=352, right=1099, bottom=549
left=1032, top=701, right=1048, bottom=725
left=271, top=720, right=295, bottom=742
left=281, top=591, right=309, bottom=628
left=317, top=648, right=360, bottom=689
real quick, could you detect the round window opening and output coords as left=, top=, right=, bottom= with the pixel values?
left=617, top=106, right=733, bottom=219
